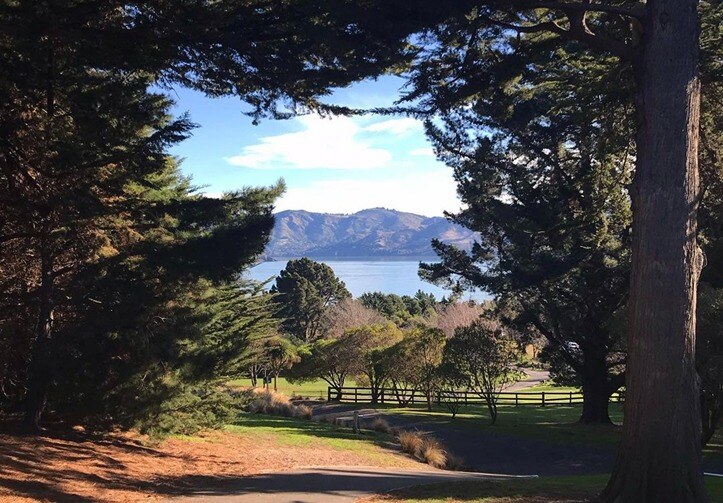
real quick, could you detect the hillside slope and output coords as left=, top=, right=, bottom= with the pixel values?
left=265, top=208, right=476, bottom=259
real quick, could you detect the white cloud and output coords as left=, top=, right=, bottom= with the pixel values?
left=409, top=147, right=435, bottom=157
left=275, top=171, right=460, bottom=217
left=225, top=115, right=391, bottom=170
left=363, top=118, right=422, bottom=135
left=201, top=191, right=224, bottom=199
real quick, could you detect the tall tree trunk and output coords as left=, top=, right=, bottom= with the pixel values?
left=579, top=351, right=617, bottom=424
left=603, top=0, right=706, bottom=501
left=580, top=376, right=612, bottom=425
left=24, top=225, right=54, bottom=430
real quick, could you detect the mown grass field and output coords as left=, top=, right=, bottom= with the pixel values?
left=364, top=475, right=723, bottom=502
left=228, top=377, right=358, bottom=399
left=377, top=402, right=625, bottom=446
left=227, top=413, right=395, bottom=454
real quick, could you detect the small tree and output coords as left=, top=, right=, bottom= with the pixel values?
left=348, top=323, right=403, bottom=404
left=386, top=327, right=446, bottom=410
left=263, top=336, right=300, bottom=392
left=436, top=362, right=467, bottom=420
left=442, top=320, right=520, bottom=424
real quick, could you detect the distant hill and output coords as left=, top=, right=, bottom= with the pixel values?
left=263, top=208, right=476, bottom=260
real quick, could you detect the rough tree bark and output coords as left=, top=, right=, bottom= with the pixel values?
left=579, top=348, right=624, bottom=424
left=24, top=224, right=54, bottom=430
left=579, top=373, right=614, bottom=425
left=603, top=0, right=707, bottom=500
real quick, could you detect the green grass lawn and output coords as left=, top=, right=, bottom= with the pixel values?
left=367, top=475, right=723, bottom=502
left=224, top=412, right=412, bottom=467
left=227, top=377, right=356, bottom=399
left=364, top=402, right=625, bottom=446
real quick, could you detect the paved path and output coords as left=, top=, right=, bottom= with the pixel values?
left=506, top=369, right=549, bottom=391
left=164, top=466, right=525, bottom=503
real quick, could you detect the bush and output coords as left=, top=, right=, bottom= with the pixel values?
left=445, top=453, right=465, bottom=471
left=134, top=383, right=247, bottom=438
left=247, top=389, right=313, bottom=420
left=370, top=417, right=392, bottom=434
left=398, top=430, right=425, bottom=457
left=293, top=404, right=313, bottom=420
left=419, top=437, right=447, bottom=468
left=397, top=429, right=459, bottom=470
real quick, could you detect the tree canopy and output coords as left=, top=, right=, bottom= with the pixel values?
left=272, top=258, right=351, bottom=341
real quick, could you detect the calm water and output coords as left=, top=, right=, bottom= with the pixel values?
left=247, top=260, right=489, bottom=301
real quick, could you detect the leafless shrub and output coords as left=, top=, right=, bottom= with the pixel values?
left=434, top=302, right=487, bottom=338
left=320, top=299, right=385, bottom=339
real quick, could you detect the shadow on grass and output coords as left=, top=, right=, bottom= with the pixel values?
left=371, top=475, right=723, bottom=503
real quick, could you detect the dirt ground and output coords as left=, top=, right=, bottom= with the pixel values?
left=0, top=424, right=417, bottom=503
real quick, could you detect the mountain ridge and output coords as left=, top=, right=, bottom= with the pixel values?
left=263, top=207, right=476, bottom=260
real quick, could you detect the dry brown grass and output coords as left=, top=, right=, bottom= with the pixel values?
left=247, top=389, right=312, bottom=420
left=396, top=430, right=459, bottom=470
left=293, top=404, right=313, bottom=420
left=370, top=417, right=392, bottom=434
left=418, top=437, right=447, bottom=469
left=398, top=431, right=424, bottom=457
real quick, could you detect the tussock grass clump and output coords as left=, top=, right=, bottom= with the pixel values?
left=397, top=429, right=458, bottom=470
left=419, top=437, right=447, bottom=469
left=293, top=404, right=313, bottom=420
left=445, top=453, right=465, bottom=471
left=398, top=431, right=425, bottom=457
left=247, top=389, right=312, bottom=420
left=370, top=417, right=392, bottom=434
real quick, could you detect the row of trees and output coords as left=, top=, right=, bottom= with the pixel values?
left=288, top=319, right=520, bottom=425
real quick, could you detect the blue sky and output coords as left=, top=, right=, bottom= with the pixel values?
left=167, top=76, right=460, bottom=217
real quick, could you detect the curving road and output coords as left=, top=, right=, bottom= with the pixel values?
left=163, top=466, right=530, bottom=503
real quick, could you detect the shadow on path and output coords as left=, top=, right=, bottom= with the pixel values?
left=163, top=467, right=520, bottom=503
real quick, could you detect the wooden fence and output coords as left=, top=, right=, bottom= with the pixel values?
left=327, top=386, right=624, bottom=407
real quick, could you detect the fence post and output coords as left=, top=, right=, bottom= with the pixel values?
left=465, top=391, right=468, bottom=404
left=355, top=388, right=358, bottom=404
left=569, top=392, right=572, bottom=406
left=542, top=392, right=546, bottom=407
left=437, top=391, right=441, bottom=406
left=327, top=387, right=330, bottom=402
left=381, top=388, right=385, bottom=404
left=515, top=393, right=519, bottom=407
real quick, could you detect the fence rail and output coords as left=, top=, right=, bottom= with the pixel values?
left=327, top=386, right=624, bottom=407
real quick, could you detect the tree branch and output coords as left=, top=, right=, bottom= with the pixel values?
left=495, top=1, right=646, bottom=20
left=480, top=4, right=638, bottom=61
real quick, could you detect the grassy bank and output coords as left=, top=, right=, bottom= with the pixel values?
left=226, top=413, right=414, bottom=467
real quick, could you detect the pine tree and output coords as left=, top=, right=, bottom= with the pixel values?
left=417, top=38, right=633, bottom=424
left=272, top=258, right=350, bottom=341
